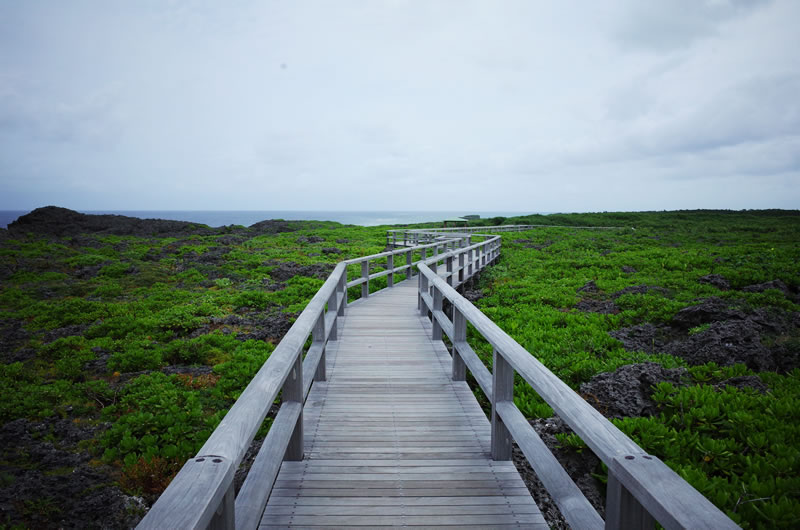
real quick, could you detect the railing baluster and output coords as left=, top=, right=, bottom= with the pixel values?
left=208, top=481, right=234, bottom=530
left=361, top=260, right=369, bottom=298
left=313, top=311, right=326, bottom=381
left=491, top=349, right=513, bottom=460
left=446, top=255, right=454, bottom=287
left=432, top=286, right=443, bottom=340
left=458, top=251, right=465, bottom=284
left=406, top=249, right=413, bottom=279
left=337, top=271, right=346, bottom=315
left=283, top=352, right=304, bottom=461
left=387, top=254, right=394, bottom=287
left=605, top=471, right=655, bottom=529
left=452, top=307, right=466, bottom=381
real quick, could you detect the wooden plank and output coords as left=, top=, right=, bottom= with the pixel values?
left=258, top=278, right=544, bottom=528
left=258, top=513, right=547, bottom=526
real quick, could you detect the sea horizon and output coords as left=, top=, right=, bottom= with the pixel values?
left=0, top=209, right=539, bottom=230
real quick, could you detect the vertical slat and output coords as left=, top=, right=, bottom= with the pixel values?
left=387, top=254, right=394, bottom=287
left=432, top=286, right=443, bottom=340
left=605, top=472, right=656, bottom=530
left=283, top=352, right=303, bottom=461
left=326, top=289, right=337, bottom=341
left=361, top=260, right=369, bottom=298
left=452, top=307, right=466, bottom=381
left=446, top=255, right=454, bottom=287
left=467, top=248, right=474, bottom=279
left=406, top=249, right=413, bottom=278
left=337, top=272, right=346, bottom=315
left=458, top=251, right=465, bottom=284
left=418, top=272, right=429, bottom=315
left=492, top=349, right=514, bottom=460
left=313, top=312, right=326, bottom=381
left=208, top=481, right=235, bottom=530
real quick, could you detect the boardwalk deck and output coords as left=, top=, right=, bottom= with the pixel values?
left=259, top=280, right=546, bottom=528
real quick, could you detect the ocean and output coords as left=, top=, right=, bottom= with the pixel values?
left=0, top=210, right=533, bottom=230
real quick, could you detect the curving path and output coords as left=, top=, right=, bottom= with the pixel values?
left=259, top=280, right=545, bottom=528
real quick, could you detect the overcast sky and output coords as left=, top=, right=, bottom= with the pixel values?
left=1, top=1, right=798, bottom=212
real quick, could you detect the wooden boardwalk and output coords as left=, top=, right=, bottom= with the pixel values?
left=260, top=280, right=546, bottom=528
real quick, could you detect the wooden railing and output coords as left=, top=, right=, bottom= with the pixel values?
left=416, top=255, right=739, bottom=530
left=139, top=225, right=738, bottom=530
left=137, top=229, right=497, bottom=529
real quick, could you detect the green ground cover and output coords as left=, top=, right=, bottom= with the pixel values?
left=467, top=210, right=800, bottom=528
left=0, top=210, right=798, bottom=528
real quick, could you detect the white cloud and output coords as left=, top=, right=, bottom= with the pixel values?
left=0, top=0, right=798, bottom=211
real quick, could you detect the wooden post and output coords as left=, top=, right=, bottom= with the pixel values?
left=446, top=255, right=454, bottom=287
left=361, top=260, right=369, bottom=299
left=283, top=352, right=303, bottom=461
left=491, top=349, right=513, bottom=460
left=419, top=273, right=428, bottom=315
left=313, top=312, right=326, bottom=381
left=326, top=289, right=337, bottom=341
left=458, top=251, right=465, bottom=284
left=432, top=286, right=443, bottom=341
left=467, top=248, right=474, bottom=279
left=337, top=272, right=346, bottom=315
left=387, top=254, right=394, bottom=288
left=452, top=307, right=466, bottom=381
left=208, top=481, right=234, bottom=530
left=605, top=471, right=655, bottom=529
left=406, top=250, right=413, bottom=279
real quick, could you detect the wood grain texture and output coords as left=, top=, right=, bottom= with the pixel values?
left=259, top=280, right=545, bottom=528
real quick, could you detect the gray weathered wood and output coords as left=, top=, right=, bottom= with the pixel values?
left=137, top=455, right=235, bottom=529
left=608, top=455, right=741, bottom=530
left=452, top=307, right=466, bottom=381
left=312, top=312, right=326, bottom=382
left=360, top=260, right=369, bottom=298
left=606, top=471, right=655, bottom=530
left=234, top=402, right=302, bottom=530
left=453, top=341, right=493, bottom=399
left=283, top=352, right=303, bottom=462
left=496, top=401, right=603, bottom=530
left=491, top=349, right=514, bottom=461
left=386, top=254, right=394, bottom=287
left=431, top=286, right=443, bottom=341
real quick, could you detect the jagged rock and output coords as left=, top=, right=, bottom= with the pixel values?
left=621, top=266, right=637, bottom=274
left=574, top=299, right=618, bottom=314
left=611, top=285, right=669, bottom=299
left=713, top=375, right=769, bottom=394
left=8, top=206, right=215, bottom=238
left=248, top=219, right=301, bottom=234
left=266, top=261, right=334, bottom=281
left=321, top=247, right=342, bottom=255
left=666, top=319, right=777, bottom=372
left=577, top=281, right=599, bottom=294
left=580, top=363, right=688, bottom=418
left=698, top=274, right=730, bottom=290
left=609, top=323, right=678, bottom=354
left=742, top=279, right=793, bottom=299
left=296, top=235, right=325, bottom=244
left=670, top=297, right=746, bottom=329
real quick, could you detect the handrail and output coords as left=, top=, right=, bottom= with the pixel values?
left=137, top=227, right=506, bottom=529
left=416, top=255, right=739, bottom=529
left=139, top=222, right=736, bottom=530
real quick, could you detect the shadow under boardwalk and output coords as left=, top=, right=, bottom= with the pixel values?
left=260, top=281, right=546, bottom=528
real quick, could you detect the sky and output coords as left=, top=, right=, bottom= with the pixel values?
left=1, top=0, right=798, bottom=212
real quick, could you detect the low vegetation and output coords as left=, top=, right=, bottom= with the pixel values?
left=0, top=209, right=797, bottom=528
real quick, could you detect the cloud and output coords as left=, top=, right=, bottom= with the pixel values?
left=613, top=0, right=772, bottom=52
